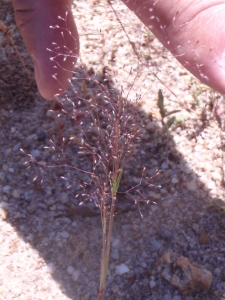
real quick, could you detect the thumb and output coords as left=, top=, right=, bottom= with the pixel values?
left=13, top=0, right=79, bottom=100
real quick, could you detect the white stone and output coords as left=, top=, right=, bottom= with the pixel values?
left=67, top=266, right=75, bottom=275
left=0, top=172, right=4, bottom=181
left=184, top=167, right=192, bottom=175
left=30, top=150, right=40, bottom=157
left=146, top=121, right=155, bottom=130
left=72, top=270, right=80, bottom=281
left=151, top=205, right=158, bottom=212
left=58, top=192, right=69, bottom=204
left=46, top=110, right=55, bottom=117
left=12, top=285, right=23, bottom=297
left=172, top=296, right=181, bottom=300
left=161, top=161, right=169, bottom=169
left=149, top=280, right=156, bottom=288
left=149, top=191, right=161, bottom=199
left=171, top=177, right=179, bottom=184
left=111, top=238, right=120, bottom=248
left=211, top=171, right=222, bottom=182
left=207, top=181, right=216, bottom=190
left=46, top=198, right=56, bottom=206
left=12, top=189, right=20, bottom=199
left=111, top=250, right=119, bottom=260
left=203, top=162, right=213, bottom=171
left=2, top=185, right=11, bottom=193
left=46, top=263, right=55, bottom=274
left=173, top=135, right=182, bottom=144
left=0, top=207, right=8, bottom=220
left=207, top=143, right=214, bottom=150
left=26, top=234, right=34, bottom=241
left=1, top=164, right=7, bottom=171
left=214, top=268, right=221, bottom=277
left=0, top=201, right=8, bottom=208
left=61, top=231, right=69, bottom=238
left=26, top=133, right=37, bottom=140
left=186, top=179, right=197, bottom=191
left=115, top=263, right=129, bottom=275
left=12, top=143, right=21, bottom=152
left=2, top=195, right=8, bottom=201
left=194, top=145, right=203, bottom=152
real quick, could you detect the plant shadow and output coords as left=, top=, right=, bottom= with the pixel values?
left=1, top=63, right=225, bottom=300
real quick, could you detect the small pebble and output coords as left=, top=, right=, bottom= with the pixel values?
left=67, top=266, right=75, bottom=275
left=46, top=263, right=55, bottom=274
left=172, top=296, right=181, bottom=300
left=58, top=192, right=69, bottom=204
left=0, top=207, right=8, bottom=220
left=115, top=263, right=129, bottom=275
left=151, top=205, right=158, bottom=212
left=46, top=110, right=54, bottom=117
left=72, top=270, right=80, bottom=281
left=149, top=280, right=156, bottom=288
left=172, top=177, right=179, bottom=184
left=30, top=149, right=40, bottom=157
left=46, top=198, right=56, bottom=206
left=157, top=229, right=173, bottom=241
left=26, top=204, right=37, bottom=214
left=161, top=200, right=171, bottom=208
left=214, top=268, right=221, bottom=277
left=61, top=231, right=70, bottom=238
left=37, top=131, right=46, bottom=142
left=149, top=239, right=162, bottom=251
left=161, top=161, right=169, bottom=169
left=5, top=13, right=13, bottom=23
left=2, top=185, right=11, bottom=194
left=187, top=179, right=197, bottom=191
left=111, top=285, right=119, bottom=293
left=2, top=164, right=8, bottom=171
left=164, top=294, right=172, bottom=300
left=199, top=232, right=210, bottom=245
left=12, top=189, right=20, bottom=199
left=111, top=238, right=120, bottom=248
left=0, top=172, right=4, bottom=181
left=12, top=285, right=23, bottom=297
left=12, top=142, right=21, bottom=152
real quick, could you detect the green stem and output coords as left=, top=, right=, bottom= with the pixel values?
left=98, top=171, right=123, bottom=300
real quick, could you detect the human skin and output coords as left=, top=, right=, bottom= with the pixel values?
left=12, top=0, right=79, bottom=100
left=12, top=0, right=225, bottom=99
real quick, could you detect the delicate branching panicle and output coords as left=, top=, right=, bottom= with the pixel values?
left=22, top=8, right=161, bottom=300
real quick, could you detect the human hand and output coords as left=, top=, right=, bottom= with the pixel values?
left=12, top=0, right=225, bottom=100
left=12, top=0, right=79, bottom=100
left=123, top=0, right=225, bottom=95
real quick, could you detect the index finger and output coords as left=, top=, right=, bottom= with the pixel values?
left=12, top=0, right=79, bottom=99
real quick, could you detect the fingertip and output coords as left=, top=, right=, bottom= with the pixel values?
left=33, top=57, right=72, bottom=100
left=13, top=0, right=79, bottom=100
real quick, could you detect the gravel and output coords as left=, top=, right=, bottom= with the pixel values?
left=1, top=0, right=225, bottom=299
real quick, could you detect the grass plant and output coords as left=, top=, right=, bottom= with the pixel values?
left=22, top=27, right=161, bottom=299
left=21, top=2, right=164, bottom=298
left=23, top=69, right=160, bottom=298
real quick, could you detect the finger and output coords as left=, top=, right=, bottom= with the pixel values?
left=12, top=0, right=79, bottom=100
left=122, top=0, right=225, bottom=95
